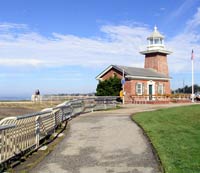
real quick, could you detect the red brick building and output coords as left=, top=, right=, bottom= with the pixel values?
left=96, top=27, right=172, bottom=103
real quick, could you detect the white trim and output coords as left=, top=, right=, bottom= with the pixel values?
left=158, top=83, right=164, bottom=95
left=136, top=83, right=143, bottom=95
left=126, top=75, right=170, bottom=81
left=140, top=49, right=172, bottom=55
left=147, top=80, right=155, bottom=100
left=96, top=65, right=113, bottom=80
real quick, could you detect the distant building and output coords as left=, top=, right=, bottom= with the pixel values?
left=31, top=89, right=41, bottom=102
left=96, top=27, right=172, bottom=103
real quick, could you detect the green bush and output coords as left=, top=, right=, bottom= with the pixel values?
left=96, top=75, right=122, bottom=96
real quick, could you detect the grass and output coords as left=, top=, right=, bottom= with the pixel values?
left=132, top=105, right=200, bottom=173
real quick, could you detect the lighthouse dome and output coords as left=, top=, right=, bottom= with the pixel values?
left=140, top=26, right=172, bottom=55
left=146, top=26, right=166, bottom=51
left=147, top=26, right=164, bottom=39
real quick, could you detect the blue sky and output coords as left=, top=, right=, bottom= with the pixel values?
left=0, top=0, right=200, bottom=97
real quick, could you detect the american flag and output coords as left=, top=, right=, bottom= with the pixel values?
left=191, top=49, right=194, bottom=60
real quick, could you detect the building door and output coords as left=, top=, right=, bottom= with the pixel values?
left=149, top=84, right=153, bottom=100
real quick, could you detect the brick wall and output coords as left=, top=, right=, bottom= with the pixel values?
left=124, top=80, right=171, bottom=102
left=145, top=53, right=169, bottom=76
left=98, top=67, right=171, bottom=103
left=101, top=68, right=122, bottom=81
left=163, top=81, right=171, bottom=94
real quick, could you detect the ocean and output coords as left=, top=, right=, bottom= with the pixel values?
left=0, top=96, right=30, bottom=101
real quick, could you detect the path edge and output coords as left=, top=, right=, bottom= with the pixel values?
left=130, top=115, right=165, bottom=173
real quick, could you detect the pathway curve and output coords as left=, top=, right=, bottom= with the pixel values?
left=32, top=103, right=192, bottom=173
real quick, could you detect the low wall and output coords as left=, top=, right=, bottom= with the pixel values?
left=128, top=95, right=191, bottom=104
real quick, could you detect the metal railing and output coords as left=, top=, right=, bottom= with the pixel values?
left=0, top=97, right=118, bottom=167
left=32, top=95, right=96, bottom=103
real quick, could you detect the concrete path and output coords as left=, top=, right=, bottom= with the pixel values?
left=32, top=103, right=192, bottom=173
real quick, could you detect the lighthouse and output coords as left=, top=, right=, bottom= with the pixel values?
left=140, top=26, right=172, bottom=76
left=96, top=26, right=172, bottom=103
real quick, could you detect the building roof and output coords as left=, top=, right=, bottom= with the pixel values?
left=147, top=26, right=164, bottom=39
left=96, top=65, right=171, bottom=81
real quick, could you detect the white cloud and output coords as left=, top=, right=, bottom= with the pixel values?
left=0, top=72, right=26, bottom=78
left=163, top=0, right=199, bottom=29
left=167, top=7, right=200, bottom=73
left=0, top=8, right=200, bottom=76
left=168, top=0, right=198, bottom=21
left=0, top=58, right=44, bottom=66
left=0, top=22, right=28, bottom=30
left=0, top=24, right=150, bottom=68
left=186, top=7, right=200, bottom=31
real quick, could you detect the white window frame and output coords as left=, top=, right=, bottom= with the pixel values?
left=158, top=84, right=164, bottom=95
left=147, top=80, right=155, bottom=100
left=136, top=83, right=143, bottom=95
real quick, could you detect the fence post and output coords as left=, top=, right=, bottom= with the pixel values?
left=54, top=111, right=57, bottom=133
left=60, top=108, right=63, bottom=122
left=104, top=98, right=107, bottom=110
left=70, top=104, right=74, bottom=117
left=35, top=116, right=40, bottom=148
left=81, top=100, right=85, bottom=113
left=91, top=99, right=94, bottom=112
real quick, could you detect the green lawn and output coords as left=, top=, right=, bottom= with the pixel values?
left=132, top=105, right=200, bottom=173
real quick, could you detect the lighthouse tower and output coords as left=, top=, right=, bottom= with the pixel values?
left=140, top=26, right=172, bottom=76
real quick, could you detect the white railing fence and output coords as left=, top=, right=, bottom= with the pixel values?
left=131, top=95, right=191, bottom=104
left=0, top=97, right=118, bottom=169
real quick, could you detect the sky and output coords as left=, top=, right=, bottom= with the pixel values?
left=0, top=0, right=200, bottom=98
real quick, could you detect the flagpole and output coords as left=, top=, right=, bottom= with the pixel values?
left=192, top=50, right=194, bottom=102
left=122, top=69, right=125, bottom=104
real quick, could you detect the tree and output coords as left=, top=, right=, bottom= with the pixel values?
left=172, top=84, right=200, bottom=94
left=96, top=75, right=122, bottom=96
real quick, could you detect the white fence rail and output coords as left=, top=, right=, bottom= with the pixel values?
left=32, top=95, right=95, bottom=102
left=0, top=97, right=118, bottom=168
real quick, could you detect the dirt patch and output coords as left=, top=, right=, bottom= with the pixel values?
left=0, top=107, right=37, bottom=119
left=0, top=101, right=64, bottom=120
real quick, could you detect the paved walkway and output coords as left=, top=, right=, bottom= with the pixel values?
left=32, top=103, right=193, bottom=173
